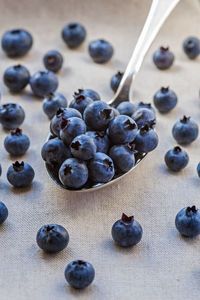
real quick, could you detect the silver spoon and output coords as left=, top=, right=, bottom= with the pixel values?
left=46, top=0, right=180, bottom=192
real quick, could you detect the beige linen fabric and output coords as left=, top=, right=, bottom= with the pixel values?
left=0, top=0, right=200, bottom=299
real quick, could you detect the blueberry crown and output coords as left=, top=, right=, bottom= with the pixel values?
left=60, top=117, right=69, bottom=129
left=74, top=94, right=86, bottom=103
left=124, top=119, right=136, bottom=130
left=74, top=88, right=84, bottom=97
left=71, top=140, right=81, bottom=150
left=173, top=146, right=182, bottom=154
left=180, top=116, right=190, bottom=123
left=99, top=108, right=112, bottom=120
left=95, top=131, right=106, bottom=139
left=56, top=108, right=64, bottom=116
left=127, top=142, right=138, bottom=153
left=138, top=102, right=152, bottom=109
left=121, top=213, right=134, bottom=223
left=103, top=158, right=113, bottom=170
left=116, top=71, right=123, bottom=78
left=13, top=161, right=24, bottom=172
left=160, top=46, right=169, bottom=52
left=11, top=128, right=22, bottom=136
left=161, top=87, right=169, bottom=93
left=63, top=165, right=72, bottom=175
left=186, top=206, right=197, bottom=216
left=47, top=92, right=55, bottom=100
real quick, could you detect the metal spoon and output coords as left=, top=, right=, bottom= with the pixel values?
left=46, top=0, right=180, bottom=192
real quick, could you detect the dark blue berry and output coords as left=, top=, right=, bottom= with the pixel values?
left=172, top=116, right=199, bottom=145
left=7, top=161, right=35, bottom=187
left=197, top=162, right=200, bottom=178
left=43, top=50, right=63, bottom=73
left=175, top=206, right=200, bottom=237
left=109, top=144, right=135, bottom=173
left=2, top=29, right=33, bottom=57
left=134, top=124, right=158, bottom=153
left=69, top=94, right=93, bottom=115
left=36, top=224, right=69, bottom=253
left=110, top=71, right=123, bottom=92
left=65, top=260, right=95, bottom=289
left=41, top=137, right=71, bottom=167
left=0, top=103, right=25, bottom=129
left=60, top=117, right=86, bottom=145
left=153, top=46, right=174, bottom=70
left=74, top=88, right=100, bottom=101
left=30, top=71, right=58, bottom=98
left=132, top=108, right=156, bottom=129
left=108, top=115, right=137, bottom=144
left=88, top=152, right=114, bottom=183
left=165, top=146, right=189, bottom=172
left=183, top=37, right=200, bottom=59
left=62, top=23, right=86, bottom=48
left=4, top=128, right=30, bottom=156
left=112, top=213, right=143, bottom=247
left=88, top=39, right=114, bottom=63
left=117, top=101, right=136, bottom=117
left=3, top=64, right=30, bottom=93
left=0, top=202, right=8, bottom=225
left=153, top=87, right=177, bottom=113
left=59, top=158, right=88, bottom=189
left=43, top=92, right=67, bottom=119
left=86, top=131, right=110, bottom=153
left=70, top=134, right=96, bottom=160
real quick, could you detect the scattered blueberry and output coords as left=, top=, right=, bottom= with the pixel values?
left=0, top=202, right=8, bottom=225
left=62, top=22, right=86, bottom=48
left=60, top=117, right=86, bottom=145
left=36, top=224, right=69, bottom=253
left=43, top=50, right=63, bottom=73
left=153, top=86, right=177, bottom=113
left=70, top=134, right=96, bottom=160
left=117, top=101, right=136, bottom=117
left=110, top=71, right=123, bottom=92
left=74, top=88, right=101, bottom=101
left=3, top=64, right=30, bottom=93
left=84, top=101, right=114, bottom=131
left=59, top=158, right=88, bottom=189
left=108, top=115, right=137, bottom=144
left=86, top=131, right=110, bottom=153
left=7, top=161, right=35, bottom=187
left=172, top=116, right=199, bottom=145
left=88, top=152, right=114, bottom=183
left=50, top=108, right=82, bottom=137
left=109, top=144, right=135, bottom=173
left=69, top=94, right=93, bottom=115
left=134, top=124, right=158, bottom=153
left=132, top=107, right=156, bottom=129
left=175, top=206, right=200, bottom=237
left=164, top=146, right=189, bottom=172
left=0, top=103, right=25, bottom=129
left=112, top=213, right=143, bottom=247
left=197, top=162, right=200, bottom=178
left=64, top=260, right=95, bottom=289
left=2, top=29, right=33, bottom=57
left=43, top=92, right=67, bottom=119
left=41, top=137, right=71, bottom=166
left=153, top=46, right=174, bottom=70
left=183, top=37, right=200, bottom=59
left=88, top=39, right=114, bottom=63
left=4, top=128, right=30, bottom=156
left=30, top=71, right=58, bottom=98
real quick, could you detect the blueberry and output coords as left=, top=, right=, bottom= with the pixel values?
left=64, top=260, right=95, bottom=289
left=0, top=103, right=25, bottom=129
left=164, top=146, right=189, bottom=172
left=112, top=213, right=143, bottom=247
left=50, top=108, right=82, bottom=137
left=153, top=46, right=174, bottom=70
left=2, top=29, right=33, bottom=57
left=74, top=88, right=101, bottom=101
left=0, top=202, right=8, bottom=225
left=110, top=71, right=123, bottom=92
left=71, top=134, right=96, bottom=160
left=41, top=137, right=71, bottom=167
left=153, top=87, right=177, bottom=113
left=197, top=162, right=200, bottom=178
left=108, top=115, right=137, bottom=144
left=43, top=50, right=63, bottom=73
left=175, top=206, right=200, bottom=237
left=88, top=152, right=114, bottom=183
left=69, top=94, right=93, bottom=115
left=172, top=116, right=199, bottom=145
left=117, top=101, right=136, bottom=117
left=136, top=102, right=155, bottom=114
left=134, top=124, right=158, bottom=153
left=84, top=101, right=114, bottom=131
left=59, top=158, right=88, bottom=189
left=7, top=161, right=35, bottom=187
left=183, top=37, right=200, bottom=59
left=30, top=71, right=58, bottom=98
left=88, top=39, right=114, bottom=63
left=109, top=144, right=135, bottom=173
left=43, top=92, right=67, bottom=119
left=3, top=64, right=30, bottom=93
left=132, top=107, right=156, bottom=129
left=60, top=117, right=86, bottom=145
left=4, top=128, right=30, bottom=156
left=62, top=22, right=86, bottom=48
left=36, top=224, right=69, bottom=253
left=86, top=131, right=110, bottom=153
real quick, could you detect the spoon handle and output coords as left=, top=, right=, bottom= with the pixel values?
left=109, top=0, right=180, bottom=107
